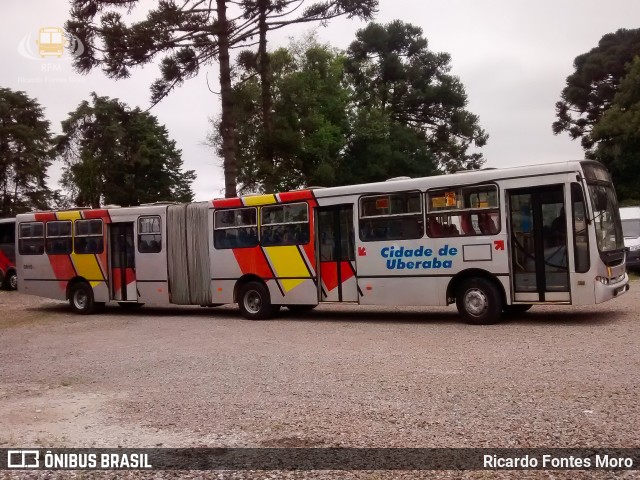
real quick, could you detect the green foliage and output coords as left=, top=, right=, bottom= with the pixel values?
left=0, top=88, right=53, bottom=216
left=55, top=93, right=195, bottom=207
left=553, top=28, right=640, bottom=149
left=590, top=57, right=640, bottom=202
left=66, top=0, right=378, bottom=197
left=213, top=23, right=487, bottom=193
left=345, top=21, right=487, bottom=177
left=212, top=37, right=351, bottom=192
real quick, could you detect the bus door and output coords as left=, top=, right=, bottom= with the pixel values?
left=507, top=185, right=570, bottom=302
left=316, top=205, right=358, bottom=302
left=109, top=223, right=137, bottom=302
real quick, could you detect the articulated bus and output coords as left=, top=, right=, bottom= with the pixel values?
left=0, top=218, right=17, bottom=290
left=16, top=161, right=629, bottom=324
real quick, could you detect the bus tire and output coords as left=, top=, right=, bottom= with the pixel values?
left=69, top=282, right=96, bottom=315
left=238, top=281, right=274, bottom=320
left=456, top=277, right=503, bottom=325
left=287, top=304, right=317, bottom=313
left=3, top=270, right=17, bottom=291
left=503, top=304, right=532, bottom=315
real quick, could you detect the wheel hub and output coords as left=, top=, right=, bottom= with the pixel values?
left=244, top=290, right=262, bottom=314
left=74, top=290, right=88, bottom=309
left=464, top=288, right=488, bottom=316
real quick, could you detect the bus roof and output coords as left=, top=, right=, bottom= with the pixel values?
left=311, top=160, right=585, bottom=199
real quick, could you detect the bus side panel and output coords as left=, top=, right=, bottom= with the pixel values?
left=210, top=195, right=320, bottom=306
left=18, top=250, right=68, bottom=301
left=358, top=276, right=448, bottom=306
left=354, top=234, right=512, bottom=307
left=266, top=278, right=318, bottom=306
left=210, top=248, right=245, bottom=304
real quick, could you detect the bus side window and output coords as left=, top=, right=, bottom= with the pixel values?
left=138, top=216, right=162, bottom=253
left=426, top=185, right=500, bottom=238
left=260, top=203, right=310, bottom=247
left=359, top=192, right=423, bottom=242
left=571, top=183, right=590, bottom=273
left=74, top=220, right=104, bottom=254
left=18, top=222, right=44, bottom=255
left=214, top=207, right=258, bottom=249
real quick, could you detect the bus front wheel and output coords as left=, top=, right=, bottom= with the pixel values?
left=456, top=277, right=503, bottom=325
left=238, top=281, right=276, bottom=320
left=69, top=282, right=96, bottom=315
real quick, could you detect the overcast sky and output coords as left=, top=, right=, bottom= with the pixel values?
left=2, top=0, right=640, bottom=201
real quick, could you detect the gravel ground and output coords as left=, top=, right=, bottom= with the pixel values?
left=0, top=283, right=639, bottom=479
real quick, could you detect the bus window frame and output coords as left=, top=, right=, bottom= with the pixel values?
left=213, top=206, right=259, bottom=250
left=571, top=182, right=590, bottom=274
left=18, top=221, right=45, bottom=255
left=45, top=220, right=73, bottom=255
left=358, top=190, right=424, bottom=242
left=74, top=219, right=104, bottom=255
left=260, top=202, right=310, bottom=247
left=425, top=183, right=501, bottom=238
left=138, top=215, right=162, bottom=254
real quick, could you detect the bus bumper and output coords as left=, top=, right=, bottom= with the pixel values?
left=595, top=273, right=630, bottom=304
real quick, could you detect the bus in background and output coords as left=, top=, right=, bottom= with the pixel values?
left=0, top=218, right=17, bottom=290
left=15, top=160, right=629, bottom=325
left=620, top=206, right=640, bottom=270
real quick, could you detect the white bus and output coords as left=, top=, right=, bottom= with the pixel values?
left=15, top=160, right=629, bottom=324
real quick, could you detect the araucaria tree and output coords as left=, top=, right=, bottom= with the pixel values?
left=66, top=0, right=377, bottom=197
left=553, top=28, right=640, bottom=202
left=55, top=93, right=195, bottom=208
left=216, top=23, right=488, bottom=192
left=0, top=88, right=53, bottom=216
left=343, top=21, right=488, bottom=181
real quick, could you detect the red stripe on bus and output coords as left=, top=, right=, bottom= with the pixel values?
left=320, top=261, right=354, bottom=293
left=50, top=255, right=77, bottom=291
left=112, top=267, right=136, bottom=293
left=82, top=209, right=109, bottom=219
left=34, top=212, right=55, bottom=222
left=213, top=198, right=243, bottom=209
left=233, top=246, right=273, bottom=279
left=278, top=190, right=313, bottom=203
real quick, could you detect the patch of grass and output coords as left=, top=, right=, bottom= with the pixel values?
left=628, top=270, right=640, bottom=281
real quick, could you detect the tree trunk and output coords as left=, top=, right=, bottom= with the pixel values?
left=258, top=0, right=275, bottom=192
left=216, top=0, right=238, bottom=198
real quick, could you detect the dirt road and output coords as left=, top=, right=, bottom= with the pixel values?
left=1, top=284, right=639, bottom=478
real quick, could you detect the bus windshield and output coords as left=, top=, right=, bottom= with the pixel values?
left=582, top=163, right=624, bottom=253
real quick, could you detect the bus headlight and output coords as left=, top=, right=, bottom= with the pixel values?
left=596, top=276, right=610, bottom=285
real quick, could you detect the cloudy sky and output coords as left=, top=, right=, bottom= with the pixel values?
left=2, top=0, right=640, bottom=201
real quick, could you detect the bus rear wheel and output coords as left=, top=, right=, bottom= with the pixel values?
left=238, top=281, right=275, bottom=320
left=2, top=270, right=17, bottom=291
left=456, top=277, right=503, bottom=325
left=69, top=282, right=96, bottom=315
